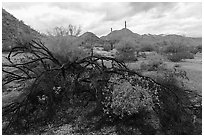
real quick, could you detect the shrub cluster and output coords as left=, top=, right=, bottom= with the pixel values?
left=140, top=54, right=166, bottom=71
left=115, top=40, right=137, bottom=62
left=196, top=45, right=202, bottom=53
left=139, top=41, right=156, bottom=52
left=3, top=38, right=201, bottom=135
left=187, top=45, right=202, bottom=54
left=100, top=67, right=200, bottom=134
left=167, top=52, right=194, bottom=62
left=163, top=45, right=186, bottom=54
left=109, top=76, right=153, bottom=117
left=45, top=36, right=89, bottom=63
left=161, top=42, right=195, bottom=62
left=115, top=53, right=138, bottom=62
left=139, top=45, right=155, bottom=52
left=140, top=60, right=164, bottom=71
left=137, top=67, right=201, bottom=134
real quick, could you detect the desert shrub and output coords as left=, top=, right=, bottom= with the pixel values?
left=138, top=52, right=146, bottom=58
left=154, top=68, right=188, bottom=88
left=45, top=36, right=89, bottom=63
left=140, top=54, right=166, bottom=71
left=116, top=53, right=137, bottom=62
left=108, top=76, right=153, bottom=117
left=140, top=62, right=149, bottom=71
left=167, top=52, right=194, bottom=62
left=139, top=41, right=155, bottom=51
left=139, top=45, right=155, bottom=52
left=143, top=67, right=201, bottom=134
left=2, top=42, right=13, bottom=52
left=174, top=63, right=181, bottom=68
left=82, top=42, right=93, bottom=49
left=140, top=60, right=165, bottom=71
left=187, top=45, right=202, bottom=54
left=162, top=40, right=201, bottom=55
left=103, top=43, right=112, bottom=51
left=182, top=52, right=194, bottom=59
left=196, top=45, right=202, bottom=53
left=100, top=68, right=200, bottom=134
left=115, top=40, right=137, bottom=62
left=189, top=48, right=199, bottom=54
left=99, top=74, right=161, bottom=134
left=167, top=53, right=182, bottom=62
left=164, top=45, right=186, bottom=54
left=162, top=39, right=195, bottom=54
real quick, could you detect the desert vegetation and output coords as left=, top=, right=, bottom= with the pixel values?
left=47, top=25, right=81, bottom=37
left=2, top=8, right=202, bottom=135
left=2, top=32, right=202, bottom=135
left=44, top=26, right=88, bottom=63
left=115, top=40, right=138, bottom=62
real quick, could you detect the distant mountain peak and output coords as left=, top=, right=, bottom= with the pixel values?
left=121, top=28, right=131, bottom=31
left=77, top=31, right=104, bottom=46
left=100, top=28, right=140, bottom=41
left=80, top=31, right=99, bottom=38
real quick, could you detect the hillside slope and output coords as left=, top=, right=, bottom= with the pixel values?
left=101, top=28, right=202, bottom=49
left=2, top=8, right=41, bottom=52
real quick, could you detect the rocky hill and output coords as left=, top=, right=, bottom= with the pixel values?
left=45, top=27, right=202, bottom=52
left=101, top=28, right=202, bottom=49
left=79, top=32, right=102, bottom=43
left=101, top=28, right=140, bottom=41
left=75, top=32, right=104, bottom=47
left=2, top=8, right=201, bottom=52
left=2, top=8, right=41, bottom=52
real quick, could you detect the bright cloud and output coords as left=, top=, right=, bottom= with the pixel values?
left=2, top=2, right=202, bottom=37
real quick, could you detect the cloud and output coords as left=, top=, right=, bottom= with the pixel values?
left=102, top=2, right=177, bottom=21
left=129, top=2, right=177, bottom=13
left=2, top=2, right=202, bottom=37
left=2, top=2, right=47, bottom=10
left=100, top=3, right=132, bottom=21
left=48, top=2, right=104, bottom=12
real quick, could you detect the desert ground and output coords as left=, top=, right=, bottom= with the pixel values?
left=2, top=51, right=202, bottom=135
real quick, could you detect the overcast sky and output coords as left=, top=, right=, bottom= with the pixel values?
left=2, top=2, right=202, bottom=37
